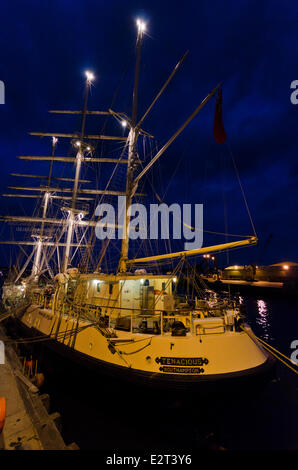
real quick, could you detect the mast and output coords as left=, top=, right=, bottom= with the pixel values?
left=63, top=71, right=94, bottom=272
left=119, top=19, right=146, bottom=273
left=2, top=74, right=130, bottom=278
left=31, top=136, right=58, bottom=280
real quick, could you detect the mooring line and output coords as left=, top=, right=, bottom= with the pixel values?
left=242, top=326, right=298, bottom=375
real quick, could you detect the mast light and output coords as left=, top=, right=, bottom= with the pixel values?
left=85, top=70, right=95, bottom=83
left=136, top=19, right=146, bottom=33
left=121, top=120, right=127, bottom=128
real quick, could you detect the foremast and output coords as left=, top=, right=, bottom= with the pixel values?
left=1, top=70, right=130, bottom=280
left=31, top=137, right=57, bottom=279
left=63, top=71, right=94, bottom=272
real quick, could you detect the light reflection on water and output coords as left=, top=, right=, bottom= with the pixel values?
left=255, top=299, right=273, bottom=341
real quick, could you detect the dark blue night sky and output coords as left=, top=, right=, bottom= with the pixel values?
left=0, top=0, right=298, bottom=269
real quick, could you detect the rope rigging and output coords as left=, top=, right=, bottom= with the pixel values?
left=227, top=141, right=257, bottom=238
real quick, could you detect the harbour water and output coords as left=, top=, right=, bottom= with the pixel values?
left=36, top=292, right=298, bottom=451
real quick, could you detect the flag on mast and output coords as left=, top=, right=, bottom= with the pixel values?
left=213, top=88, right=227, bottom=144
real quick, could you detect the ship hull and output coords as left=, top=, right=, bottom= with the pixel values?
left=12, top=315, right=276, bottom=393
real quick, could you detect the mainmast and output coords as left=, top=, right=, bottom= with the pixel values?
left=63, top=71, right=94, bottom=272
left=119, top=19, right=146, bottom=273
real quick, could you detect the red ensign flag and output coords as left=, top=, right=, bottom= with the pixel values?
left=213, top=88, right=227, bottom=144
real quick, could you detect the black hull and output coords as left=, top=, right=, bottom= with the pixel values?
left=10, top=316, right=276, bottom=394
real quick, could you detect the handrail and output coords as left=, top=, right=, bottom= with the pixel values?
left=28, top=292, right=238, bottom=337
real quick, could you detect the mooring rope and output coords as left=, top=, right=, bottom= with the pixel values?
left=242, top=326, right=298, bottom=375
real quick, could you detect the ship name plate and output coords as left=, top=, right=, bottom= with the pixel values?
left=155, top=356, right=209, bottom=366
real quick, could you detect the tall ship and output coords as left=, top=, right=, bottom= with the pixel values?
left=1, top=21, right=275, bottom=390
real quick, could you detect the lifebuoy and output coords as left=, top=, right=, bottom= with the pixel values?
left=0, top=397, right=6, bottom=433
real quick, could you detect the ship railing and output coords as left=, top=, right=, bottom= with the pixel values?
left=29, top=291, right=53, bottom=310
left=59, top=303, right=237, bottom=336
left=108, top=310, right=222, bottom=335
left=112, top=310, right=234, bottom=335
left=32, top=293, right=238, bottom=336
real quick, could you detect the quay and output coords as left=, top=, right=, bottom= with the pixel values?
left=0, top=325, right=78, bottom=450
